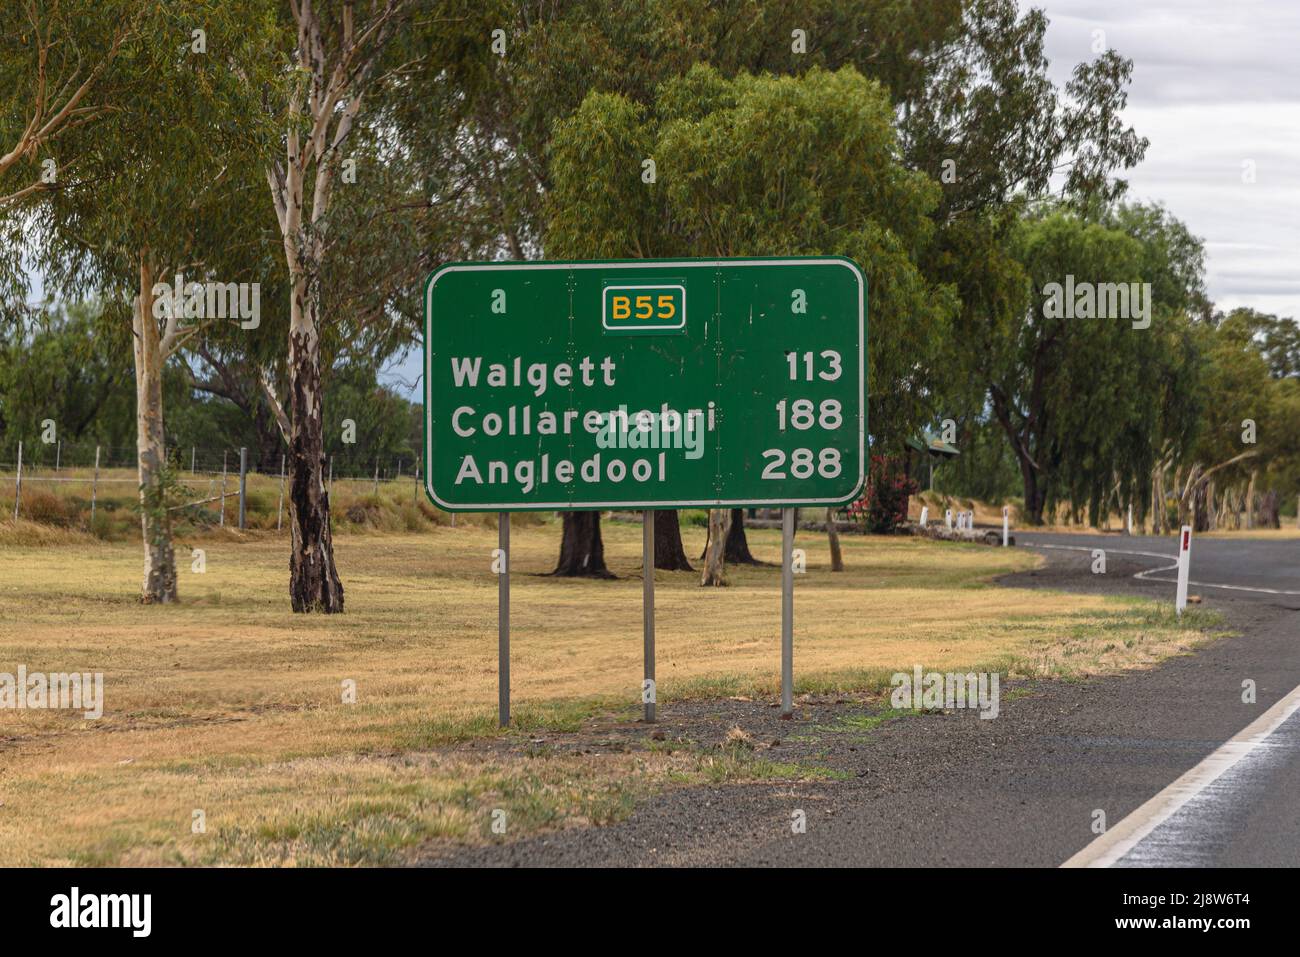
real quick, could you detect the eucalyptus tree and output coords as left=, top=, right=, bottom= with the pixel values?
left=549, top=65, right=955, bottom=583
left=0, top=0, right=140, bottom=318
left=401, top=0, right=969, bottom=572
left=902, top=0, right=1153, bottom=508
left=28, top=1, right=278, bottom=601
left=1175, top=311, right=1296, bottom=531
left=990, top=206, right=1210, bottom=527
left=262, top=0, right=422, bottom=613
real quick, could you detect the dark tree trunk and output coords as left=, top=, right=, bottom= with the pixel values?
left=826, top=507, right=844, bottom=571
left=653, top=509, right=692, bottom=571
left=253, top=400, right=285, bottom=472
left=1018, top=458, right=1046, bottom=525
left=553, top=511, right=614, bottom=578
left=1192, top=483, right=1212, bottom=533
left=698, top=508, right=764, bottom=563
left=288, top=324, right=344, bottom=613
left=991, top=386, right=1046, bottom=526
left=1259, top=489, right=1280, bottom=529
left=725, top=507, right=763, bottom=563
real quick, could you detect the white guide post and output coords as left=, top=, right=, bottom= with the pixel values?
left=1176, top=525, right=1192, bottom=615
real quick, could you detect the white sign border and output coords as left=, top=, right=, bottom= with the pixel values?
left=424, top=258, right=866, bottom=511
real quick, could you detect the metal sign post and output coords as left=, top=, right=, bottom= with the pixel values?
left=1176, top=525, right=1192, bottom=615
left=643, top=510, right=655, bottom=723
left=781, top=507, right=795, bottom=718
left=424, top=257, right=866, bottom=723
left=498, top=512, right=510, bottom=727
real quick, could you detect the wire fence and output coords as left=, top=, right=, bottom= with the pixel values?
left=0, top=439, right=428, bottom=528
left=0, top=439, right=421, bottom=479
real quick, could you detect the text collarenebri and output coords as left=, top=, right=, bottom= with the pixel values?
left=445, top=354, right=715, bottom=495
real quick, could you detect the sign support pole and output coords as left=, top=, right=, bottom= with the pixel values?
left=781, top=507, right=794, bottom=718
left=643, top=509, right=655, bottom=723
left=499, top=512, right=510, bottom=727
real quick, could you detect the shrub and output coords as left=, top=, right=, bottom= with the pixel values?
left=20, top=488, right=78, bottom=526
left=847, top=455, right=917, bottom=534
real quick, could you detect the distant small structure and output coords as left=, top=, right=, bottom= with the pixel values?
left=905, top=431, right=960, bottom=492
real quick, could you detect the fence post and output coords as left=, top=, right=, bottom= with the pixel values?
left=55, top=439, right=61, bottom=472
left=413, top=455, right=420, bottom=502
left=238, top=447, right=248, bottom=529
left=220, top=450, right=227, bottom=527
left=191, top=446, right=196, bottom=475
left=277, top=454, right=286, bottom=531
left=90, top=445, right=101, bottom=527
left=12, top=441, right=22, bottom=521
left=373, top=457, right=379, bottom=497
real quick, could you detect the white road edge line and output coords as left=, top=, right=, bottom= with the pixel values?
left=1061, top=678, right=1300, bottom=867
left=1023, top=542, right=1300, bottom=596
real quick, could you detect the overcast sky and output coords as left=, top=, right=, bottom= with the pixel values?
left=387, top=1, right=1300, bottom=399
left=1030, top=0, right=1300, bottom=319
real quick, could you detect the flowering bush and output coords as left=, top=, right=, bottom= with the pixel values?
left=846, top=455, right=918, bottom=533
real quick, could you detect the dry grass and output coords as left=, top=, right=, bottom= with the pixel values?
left=0, top=465, right=468, bottom=542
left=1198, top=526, right=1300, bottom=540
left=0, top=519, right=1215, bottom=865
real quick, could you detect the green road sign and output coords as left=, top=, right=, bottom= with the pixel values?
left=424, top=257, right=866, bottom=511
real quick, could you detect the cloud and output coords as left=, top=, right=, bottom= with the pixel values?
left=1032, top=0, right=1300, bottom=320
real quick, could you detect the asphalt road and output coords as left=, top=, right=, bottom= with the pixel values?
left=1017, top=531, right=1300, bottom=602
left=1018, top=531, right=1300, bottom=867
left=430, top=533, right=1300, bottom=868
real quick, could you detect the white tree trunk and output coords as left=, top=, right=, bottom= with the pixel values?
left=133, top=257, right=177, bottom=603
left=700, top=508, right=732, bottom=586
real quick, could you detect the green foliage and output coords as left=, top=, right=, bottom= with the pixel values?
left=975, top=204, right=1212, bottom=524
left=548, top=64, right=958, bottom=447
left=0, top=302, right=134, bottom=446
left=323, top=364, right=422, bottom=468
